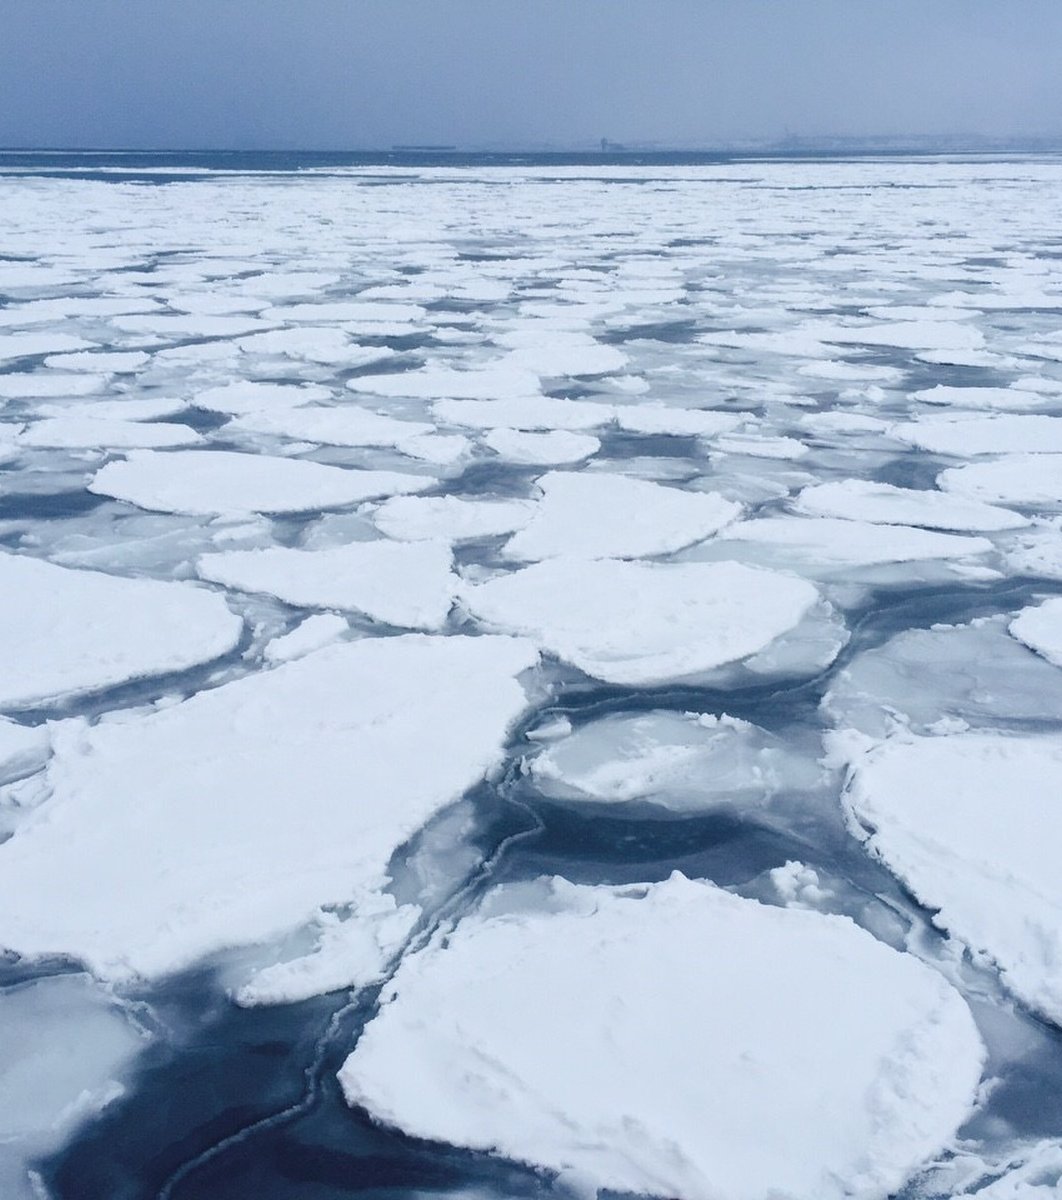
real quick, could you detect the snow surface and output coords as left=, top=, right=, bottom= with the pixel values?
left=0, top=635, right=538, bottom=980
left=199, top=540, right=459, bottom=630
left=940, top=456, right=1062, bottom=506
left=794, top=480, right=1025, bottom=532
left=342, top=874, right=984, bottom=1200
left=893, top=415, right=1062, bottom=456
left=463, top=558, right=821, bottom=685
left=0, top=554, right=242, bottom=710
left=845, top=732, right=1062, bottom=1023
left=370, top=495, right=536, bottom=542
left=90, top=450, right=434, bottom=515
left=502, top=471, right=741, bottom=561
left=1009, top=597, right=1062, bottom=667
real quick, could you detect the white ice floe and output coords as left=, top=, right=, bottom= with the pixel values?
left=893, top=416, right=1062, bottom=457
left=940, top=456, right=1062, bottom=507
left=845, top=731, right=1062, bottom=1024
left=713, top=433, right=809, bottom=459
left=715, top=516, right=992, bottom=569
left=370, top=495, right=536, bottom=542
left=20, top=417, right=203, bottom=449
left=43, top=350, right=150, bottom=373
left=0, top=718, right=50, bottom=786
left=794, top=480, right=1026, bottom=532
left=226, top=405, right=435, bottom=449
left=262, top=614, right=350, bottom=664
left=1009, top=597, right=1062, bottom=667
left=199, top=539, right=458, bottom=630
left=192, top=381, right=331, bottom=415
left=110, top=313, right=274, bottom=338
left=529, top=711, right=820, bottom=811
left=462, top=558, right=821, bottom=685
left=90, top=450, right=434, bottom=515
left=35, top=396, right=189, bottom=422
left=911, top=385, right=1054, bottom=412
left=350, top=365, right=541, bottom=400
left=614, top=405, right=743, bottom=437
left=434, top=395, right=615, bottom=431
left=237, top=328, right=397, bottom=367
left=0, top=553, right=242, bottom=709
left=1003, top=528, right=1062, bottom=580
left=0, top=373, right=108, bottom=399
left=0, top=333, right=95, bottom=362
left=482, top=427, right=600, bottom=464
left=265, top=301, right=426, bottom=324
left=502, top=471, right=740, bottom=561
left=341, top=874, right=983, bottom=1200
left=0, top=634, right=538, bottom=980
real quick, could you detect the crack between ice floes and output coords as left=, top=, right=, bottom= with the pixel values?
left=153, top=790, right=546, bottom=1200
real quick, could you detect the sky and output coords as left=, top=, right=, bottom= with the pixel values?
left=2, top=0, right=1062, bottom=150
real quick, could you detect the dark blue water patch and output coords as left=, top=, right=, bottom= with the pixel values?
left=872, top=449, right=949, bottom=490
left=600, top=318, right=701, bottom=344
left=596, top=430, right=701, bottom=459
left=175, top=406, right=233, bottom=433
left=0, top=488, right=106, bottom=520
left=898, top=360, right=1011, bottom=393
left=445, top=460, right=541, bottom=498
left=336, top=353, right=426, bottom=382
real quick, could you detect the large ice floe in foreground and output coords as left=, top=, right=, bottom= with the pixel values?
left=90, top=450, right=433, bottom=515
left=0, top=635, right=538, bottom=980
left=844, top=731, right=1062, bottom=1024
left=462, top=558, right=829, bottom=685
left=340, top=874, right=984, bottom=1200
left=501, top=471, right=740, bottom=561
left=0, top=553, right=241, bottom=709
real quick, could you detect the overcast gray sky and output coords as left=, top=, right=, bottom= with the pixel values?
left=2, top=0, right=1061, bottom=149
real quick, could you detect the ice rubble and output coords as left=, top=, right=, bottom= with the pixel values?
left=940, top=456, right=1062, bottom=506
left=0, top=635, right=538, bottom=980
left=502, top=471, right=741, bottom=561
left=462, top=558, right=823, bottom=685
left=844, top=731, right=1062, bottom=1023
left=794, top=480, right=1025, bottom=532
left=529, top=711, right=821, bottom=812
left=1009, top=597, right=1062, bottom=667
left=199, top=539, right=459, bottom=630
left=370, top=495, right=536, bottom=542
left=0, top=553, right=242, bottom=709
left=341, top=874, right=984, bottom=1200
left=90, top=450, right=434, bottom=515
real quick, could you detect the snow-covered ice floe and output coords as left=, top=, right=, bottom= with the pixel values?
left=794, top=480, right=1026, bottom=532
left=462, top=558, right=832, bottom=685
left=844, top=731, right=1062, bottom=1024
left=370, top=494, right=536, bottom=542
left=340, top=874, right=984, bottom=1200
left=0, top=553, right=241, bottom=709
left=940, top=455, right=1062, bottom=507
left=90, top=450, right=434, bottom=515
left=1009, top=597, right=1062, bottom=668
left=0, top=635, right=538, bottom=981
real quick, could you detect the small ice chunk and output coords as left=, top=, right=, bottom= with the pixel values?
left=482, top=428, right=600, bottom=464
left=530, top=711, right=820, bottom=811
left=20, top=417, right=203, bottom=449
left=940, top=456, right=1062, bottom=506
left=713, top=433, right=809, bottom=459
left=1009, top=597, right=1062, bottom=667
left=200, top=539, right=458, bottom=630
left=341, top=874, right=983, bottom=1200
left=0, top=553, right=242, bottom=709
left=794, top=480, right=1026, bottom=532
left=371, top=495, right=536, bottom=542
left=90, top=450, right=434, bottom=515
left=503, top=471, right=741, bottom=561
left=0, top=634, right=539, bottom=980
left=845, top=731, right=1062, bottom=1023
left=262, top=614, right=349, bottom=664
left=463, top=558, right=821, bottom=686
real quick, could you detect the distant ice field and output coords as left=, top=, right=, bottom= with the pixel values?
left=1, top=150, right=1062, bottom=1200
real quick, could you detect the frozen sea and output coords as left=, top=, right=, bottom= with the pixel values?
left=3, top=149, right=1062, bottom=1200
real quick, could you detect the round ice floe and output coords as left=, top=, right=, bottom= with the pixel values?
left=0, top=553, right=242, bottom=709
left=502, top=471, right=741, bottom=562
left=845, top=731, right=1062, bottom=1024
left=1009, top=597, right=1062, bottom=667
left=371, top=495, right=536, bottom=542
left=462, top=558, right=822, bottom=686
left=794, top=480, right=1026, bottom=532
left=20, top=417, right=203, bottom=449
left=940, top=456, right=1062, bottom=507
left=482, top=427, right=600, bottom=464
left=0, top=634, right=539, bottom=980
left=90, top=450, right=435, bottom=516
left=225, top=405, right=435, bottom=449
left=192, top=381, right=331, bottom=415
left=893, top=415, right=1062, bottom=457
left=199, top=540, right=459, bottom=630
left=341, top=874, right=984, bottom=1200
left=529, top=711, right=821, bottom=811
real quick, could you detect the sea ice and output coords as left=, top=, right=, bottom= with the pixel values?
left=529, top=711, right=820, bottom=811
left=350, top=365, right=541, bottom=401
left=199, top=539, right=458, bottom=630
left=1009, top=597, right=1062, bottom=667
left=614, top=405, right=742, bottom=437
left=845, top=731, right=1062, bottom=1024
left=502, top=471, right=740, bottom=561
left=90, top=450, right=434, bottom=515
left=940, top=456, right=1062, bottom=507
left=341, top=874, right=983, bottom=1200
left=893, top=416, right=1062, bottom=457
left=0, top=635, right=539, bottom=980
left=462, top=558, right=821, bottom=685
left=225, top=405, right=436, bottom=450
left=262, top=614, right=350, bottom=664
left=20, top=417, right=203, bottom=449
left=0, top=553, right=242, bottom=709
left=433, top=395, right=615, bottom=431
left=794, top=480, right=1026, bottom=532
left=482, top=427, right=601, bottom=464
left=370, top=495, right=536, bottom=542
